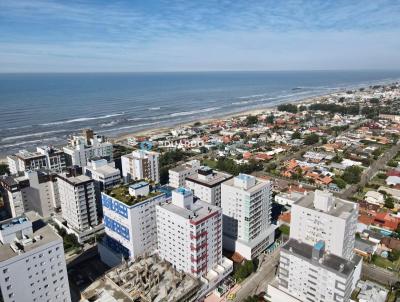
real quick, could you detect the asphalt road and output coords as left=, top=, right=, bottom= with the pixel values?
left=338, top=141, right=400, bottom=199
left=233, top=249, right=281, bottom=301
left=362, top=263, right=399, bottom=286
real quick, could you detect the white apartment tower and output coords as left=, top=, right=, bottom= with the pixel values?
left=84, top=159, right=121, bottom=191
left=7, top=150, right=48, bottom=175
left=63, top=129, right=113, bottom=167
left=56, top=169, right=102, bottom=242
left=0, top=175, right=30, bottom=217
left=7, top=147, right=66, bottom=175
left=290, top=190, right=358, bottom=260
left=221, top=174, right=276, bottom=259
left=267, top=239, right=362, bottom=302
left=99, top=181, right=166, bottom=267
left=0, top=171, right=60, bottom=218
left=156, top=188, right=232, bottom=295
left=0, top=213, right=71, bottom=302
left=121, top=150, right=160, bottom=183
left=185, top=166, right=232, bottom=207
left=36, top=146, right=66, bottom=173
left=168, top=159, right=200, bottom=188
left=267, top=190, right=362, bottom=302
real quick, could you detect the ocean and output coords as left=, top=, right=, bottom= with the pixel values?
left=1, top=70, right=400, bottom=155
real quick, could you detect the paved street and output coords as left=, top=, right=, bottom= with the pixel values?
left=338, top=141, right=400, bottom=199
left=233, top=249, right=281, bottom=301
left=362, top=263, right=400, bottom=286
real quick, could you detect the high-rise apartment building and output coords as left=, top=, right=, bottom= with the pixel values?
left=0, top=213, right=71, bottom=302
left=55, top=168, right=102, bottom=242
left=121, top=150, right=160, bottom=183
left=168, top=159, right=200, bottom=188
left=63, top=129, right=113, bottom=167
left=267, top=190, right=362, bottom=302
left=99, top=181, right=166, bottom=267
left=0, top=171, right=60, bottom=218
left=155, top=188, right=232, bottom=295
left=290, top=190, right=358, bottom=260
left=267, top=239, right=361, bottom=302
left=7, top=146, right=66, bottom=175
left=185, top=166, right=232, bottom=207
left=221, top=174, right=275, bottom=259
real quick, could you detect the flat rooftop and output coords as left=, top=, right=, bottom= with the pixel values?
left=0, top=216, right=28, bottom=231
left=294, top=191, right=356, bottom=219
left=159, top=198, right=220, bottom=223
left=0, top=212, right=61, bottom=262
left=57, top=172, right=93, bottom=186
left=186, top=170, right=232, bottom=187
left=14, top=150, right=45, bottom=160
left=169, top=164, right=190, bottom=172
left=105, top=183, right=162, bottom=206
left=281, top=238, right=361, bottom=278
left=222, top=176, right=268, bottom=194
left=82, top=254, right=200, bottom=302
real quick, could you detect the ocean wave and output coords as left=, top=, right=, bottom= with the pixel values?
left=127, top=117, right=146, bottom=121
left=0, top=138, right=58, bottom=149
left=148, top=107, right=161, bottom=110
left=1, top=130, right=65, bottom=142
left=232, top=97, right=275, bottom=105
left=238, top=93, right=270, bottom=99
left=100, top=120, right=120, bottom=127
left=3, top=125, right=32, bottom=131
left=169, top=107, right=220, bottom=117
left=101, top=122, right=161, bottom=133
left=39, top=113, right=125, bottom=126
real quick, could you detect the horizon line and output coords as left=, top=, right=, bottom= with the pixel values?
left=1, top=68, right=400, bottom=75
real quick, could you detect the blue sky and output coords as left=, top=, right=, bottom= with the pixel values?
left=0, top=0, right=399, bottom=72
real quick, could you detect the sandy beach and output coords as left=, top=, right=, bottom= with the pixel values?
left=112, top=94, right=322, bottom=144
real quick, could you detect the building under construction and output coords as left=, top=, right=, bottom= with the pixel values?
left=81, top=253, right=202, bottom=302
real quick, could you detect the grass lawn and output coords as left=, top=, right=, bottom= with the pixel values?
left=372, top=255, right=400, bottom=271
left=202, top=158, right=218, bottom=169
left=279, top=224, right=290, bottom=236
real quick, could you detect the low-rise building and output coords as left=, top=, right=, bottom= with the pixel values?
left=356, top=280, right=388, bottom=302
left=274, top=191, right=306, bottom=207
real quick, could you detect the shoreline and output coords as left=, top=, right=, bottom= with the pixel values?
left=1, top=77, right=398, bottom=160
left=111, top=78, right=400, bottom=144
left=111, top=93, right=326, bottom=144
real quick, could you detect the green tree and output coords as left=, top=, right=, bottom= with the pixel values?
left=304, top=133, right=319, bottom=145
left=342, top=166, right=362, bottom=184
left=0, top=163, right=10, bottom=175
left=277, top=103, right=298, bottom=113
left=385, top=196, right=395, bottom=209
left=266, top=114, right=275, bottom=124
left=245, top=115, right=258, bottom=126
left=291, top=131, right=301, bottom=139
left=233, top=260, right=255, bottom=282
left=333, top=177, right=347, bottom=189
left=332, top=154, right=343, bottom=163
